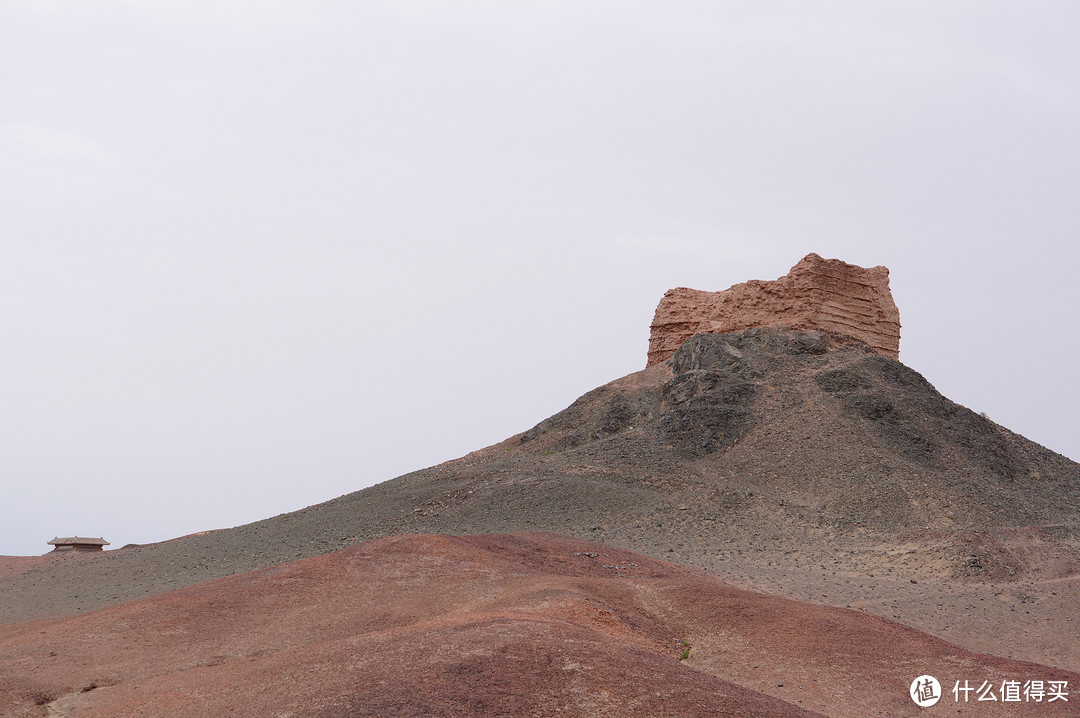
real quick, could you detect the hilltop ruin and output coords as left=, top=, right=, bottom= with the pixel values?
left=647, top=253, right=901, bottom=366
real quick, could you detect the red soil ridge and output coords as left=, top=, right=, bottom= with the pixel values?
left=647, top=253, right=901, bottom=366
left=1, top=533, right=1074, bottom=717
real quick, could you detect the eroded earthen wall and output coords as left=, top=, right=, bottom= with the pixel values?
left=647, top=253, right=901, bottom=366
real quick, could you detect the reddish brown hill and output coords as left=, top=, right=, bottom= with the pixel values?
left=1, top=533, right=1075, bottom=718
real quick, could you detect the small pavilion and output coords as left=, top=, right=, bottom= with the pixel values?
left=47, top=537, right=110, bottom=553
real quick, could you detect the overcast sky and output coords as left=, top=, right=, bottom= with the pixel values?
left=2, top=2, right=1078, bottom=556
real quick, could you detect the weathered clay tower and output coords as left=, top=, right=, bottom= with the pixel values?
left=647, top=253, right=901, bottom=367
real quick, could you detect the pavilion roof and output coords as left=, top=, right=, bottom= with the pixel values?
left=48, top=536, right=110, bottom=546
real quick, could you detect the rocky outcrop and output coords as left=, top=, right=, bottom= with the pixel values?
left=647, top=253, right=901, bottom=366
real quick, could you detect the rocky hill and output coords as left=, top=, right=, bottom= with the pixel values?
left=3, top=256, right=1079, bottom=712
left=4, top=325, right=1078, bottom=671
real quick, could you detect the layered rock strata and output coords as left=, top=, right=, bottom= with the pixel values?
left=647, top=253, right=901, bottom=366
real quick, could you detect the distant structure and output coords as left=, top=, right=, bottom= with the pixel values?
left=647, top=253, right=901, bottom=367
left=47, top=536, right=110, bottom=553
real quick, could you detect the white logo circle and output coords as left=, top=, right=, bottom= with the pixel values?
left=910, top=675, right=942, bottom=707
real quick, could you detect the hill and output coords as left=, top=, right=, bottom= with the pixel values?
left=3, top=532, right=1076, bottom=717
left=4, top=326, right=1079, bottom=673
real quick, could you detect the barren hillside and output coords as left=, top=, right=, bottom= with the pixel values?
left=4, top=327, right=1078, bottom=676
left=3, top=533, right=1076, bottom=717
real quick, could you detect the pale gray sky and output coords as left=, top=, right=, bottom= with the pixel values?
left=2, top=1, right=1078, bottom=556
